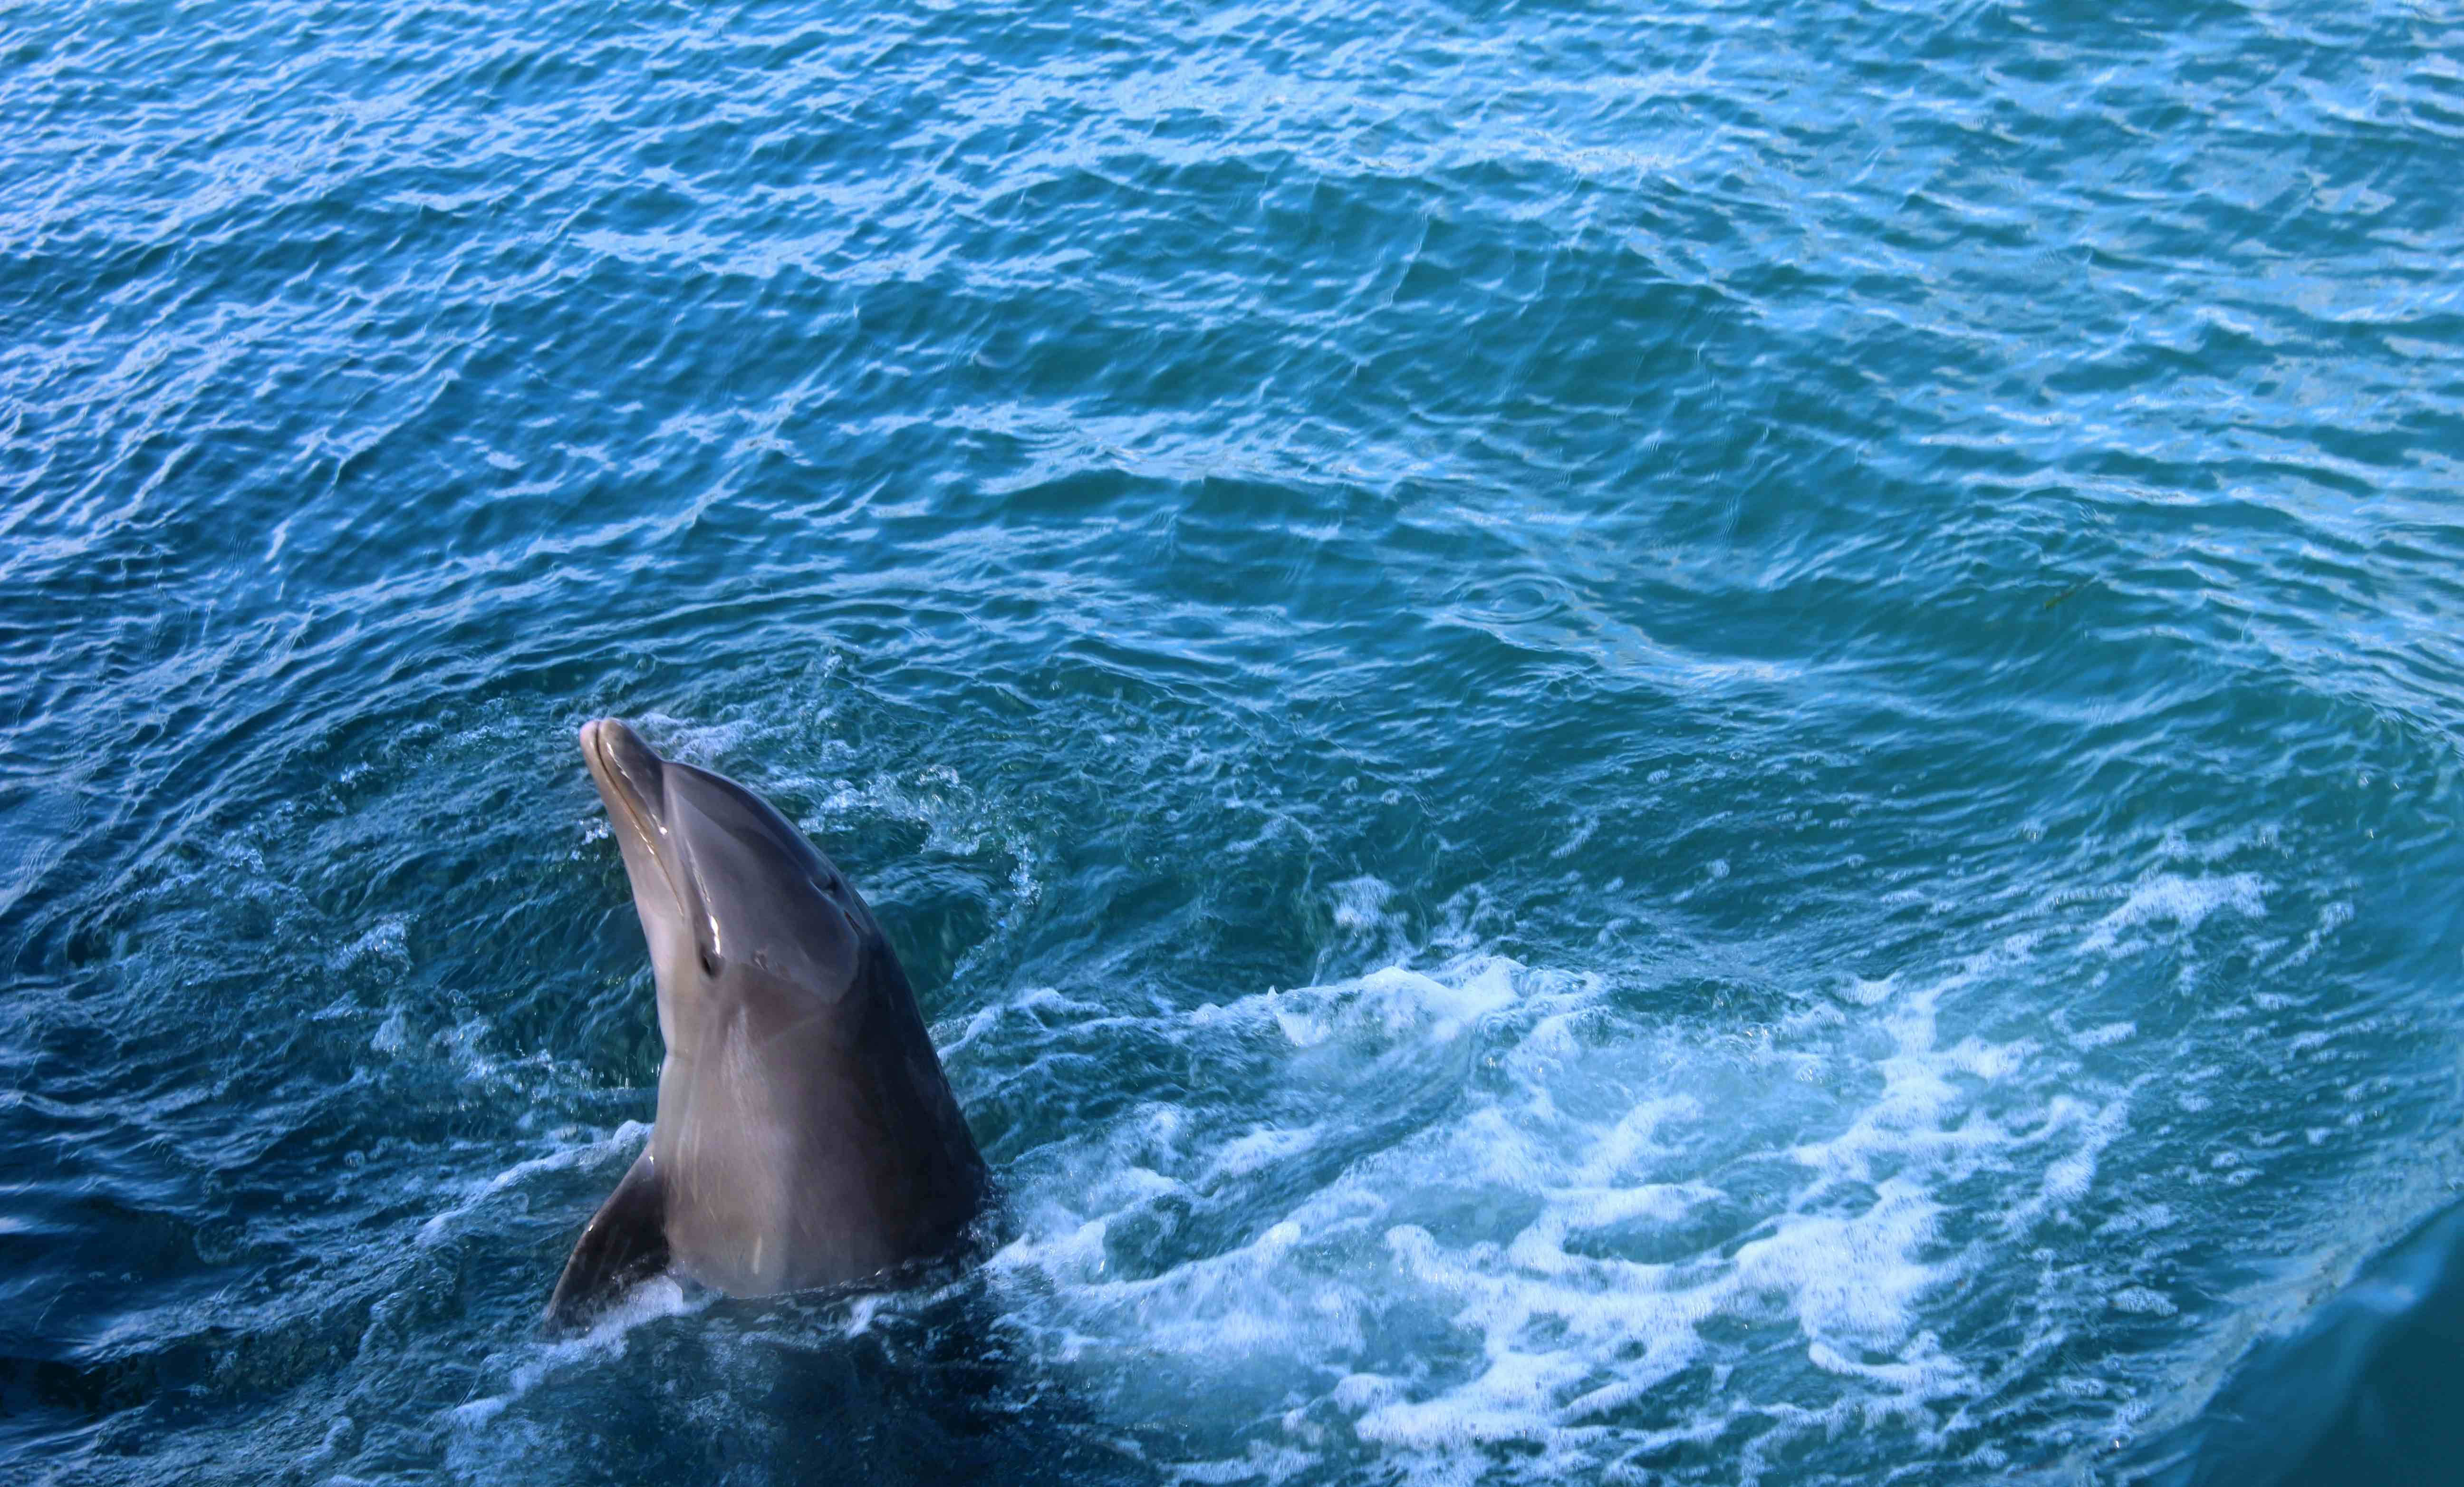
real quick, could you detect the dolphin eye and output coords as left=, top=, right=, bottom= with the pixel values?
left=698, top=948, right=720, bottom=977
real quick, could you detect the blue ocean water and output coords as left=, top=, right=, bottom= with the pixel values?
left=6, top=0, right=2464, bottom=1482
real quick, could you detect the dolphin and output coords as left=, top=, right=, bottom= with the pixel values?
left=545, top=718, right=988, bottom=1330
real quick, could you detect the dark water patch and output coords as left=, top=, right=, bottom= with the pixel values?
left=2134, top=1196, right=2464, bottom=1487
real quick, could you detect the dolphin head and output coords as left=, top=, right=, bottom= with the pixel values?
left=556, top=717, right=988, bottom=1313
left=578, top=718, right=863, bottom=1052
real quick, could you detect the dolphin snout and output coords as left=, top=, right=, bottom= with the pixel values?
left=580, top=717, right=665, bottom=818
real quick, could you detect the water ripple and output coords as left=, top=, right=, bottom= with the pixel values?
left=4, top=0, right=2464, bottom=1484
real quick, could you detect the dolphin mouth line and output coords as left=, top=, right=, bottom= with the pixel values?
left=582, top=719, right=676, bottom=889
left=583, top=718, right=729, bottom=968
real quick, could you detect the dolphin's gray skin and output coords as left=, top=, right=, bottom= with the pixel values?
left=545, top=718, right=987, bottom=1331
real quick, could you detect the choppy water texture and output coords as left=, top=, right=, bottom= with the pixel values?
left=6, top=1, right=2464, bottom=1483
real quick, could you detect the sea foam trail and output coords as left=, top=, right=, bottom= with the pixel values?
left=976, top=869, right=2283, bottom=1485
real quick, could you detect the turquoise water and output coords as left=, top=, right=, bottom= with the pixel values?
left=6, top=1, right=2464, bottom=1482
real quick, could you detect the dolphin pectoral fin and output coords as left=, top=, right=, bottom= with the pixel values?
left=543, top=1149, right=669, bottom=1335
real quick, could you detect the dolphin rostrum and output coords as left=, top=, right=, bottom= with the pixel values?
left=546, top=718, right=988, bottom=1330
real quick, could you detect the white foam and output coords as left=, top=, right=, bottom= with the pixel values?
left=370, top=1007, right=410, bottom=1053
left=1168, top=1442, right=1320, bottom=1484
left=971, top=850, right=2312, bottom=1482
left=447, top=1273, right=707, bottom=1435
left=2031, top=1093, right=2134, bottom=1211
left=804, top=764, right=1010, bottom=859
left=1265, top=962, right=1521, bottom=1048
left=2080, top=872, right=2266, bottom=952
left=2109, top=1286, right=2179, bottom=1317
left=1202, top=1126, right=1318, bottom=1188
left=1330, top=876, right=1396, bottom=932
left=418, top=1121, right=650, bottom=1246
left=987, top=950, right=2012, bottom=1479
left=2070, top=1020, right=2137, bottom=1049
left=625, top=710, right=762, bottom=768
left=1549, top=813, right=1601, bottom=861
left=332, top=913, right=412, bottom=971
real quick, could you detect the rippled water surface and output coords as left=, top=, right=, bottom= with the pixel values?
left=8, top=2, right=2464, bottom=1483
